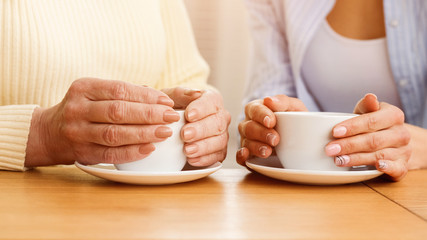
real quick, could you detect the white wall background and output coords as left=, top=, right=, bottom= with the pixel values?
left=183, top=0, right=251, bottom=168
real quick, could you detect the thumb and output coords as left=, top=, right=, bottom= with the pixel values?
left=354, top=93, right=380, bottom=114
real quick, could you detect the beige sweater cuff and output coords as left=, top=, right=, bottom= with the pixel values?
left=0, top=105, right=38, bottom=171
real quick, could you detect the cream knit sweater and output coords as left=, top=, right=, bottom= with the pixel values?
left=0, top=0, right=210, bottom=171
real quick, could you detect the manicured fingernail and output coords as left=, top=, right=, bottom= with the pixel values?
left=158, top=96, right=174, bottom=106
left=325, top=144, right=341, bottom=156
left=184, top=144, right=198, bottom=155
left=163, top=110, right=180, bottom=122
left=182, top=127, right=196, bottom=141
left=263, top=116, right=271, bottom=127
left=335, top=155, right=350, bottom=166
left=155, top=126, right=173, bottom=138
left=378, top=160, right=387, bottom=170
left=140, top=144, right=155, bottom=154
left=259, top=146, right=268, bottom=157
left=266, top=133, right=277, bottom=146
left=187, top=109, right=198, bottom=121
left=333, top=126, right=347, bottom=137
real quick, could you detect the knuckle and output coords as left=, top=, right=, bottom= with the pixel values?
left=215, top=113, right=227, bottom=133
left=62, top=124, right=78, bottom=141
left=375, top=150, right=386, bottom=161
left=108, top=101, right=126, bottom=122
left=142, top=106, right=155, bottom=122
left=399, top=127, right=411, bottom=145
left=102, top=148, right=119, bottom=163
left=391, top=106, right=405, bottom=124
left=368, top=134, right=382, bottom=150
left=68, top=79, right=86, bottom=97
left=366, top=115, right=378, bottom=131
left=102, top=125, right=120, bottom=146
left=110, top=82, right=127, bottom=100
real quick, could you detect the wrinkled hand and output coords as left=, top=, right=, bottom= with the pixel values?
left=325, top=94, right=411, bottom=181
left=162, top=87, right=231, bottom=167
left=26, top=78, right=180, bottom=167
left=236, top=95, right=307, bottom=166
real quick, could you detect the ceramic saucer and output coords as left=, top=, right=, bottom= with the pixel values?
left=75, top=161, right=222, bottom=185
left=246, top=157, right=383, bottom=185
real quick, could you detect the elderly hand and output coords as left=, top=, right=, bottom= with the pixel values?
left=325, top=94, right=412, bottom=181
left=162, top=87, right=231, bottom=167
left=26, top=78, right=180, bottom=167
left=236, top=94, right=307, bottom=166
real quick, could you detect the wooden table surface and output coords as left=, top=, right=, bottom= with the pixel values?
left=1, top=166, right=426, bottom=240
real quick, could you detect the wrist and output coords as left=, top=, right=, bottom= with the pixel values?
left=25, top=107, right=51, bottom=167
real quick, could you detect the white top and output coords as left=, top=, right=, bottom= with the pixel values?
left=301, top=20, right=402, bottom=112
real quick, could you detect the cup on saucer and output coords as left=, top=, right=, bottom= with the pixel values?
left=274, top=111, right=357, bottom=171
left=115, top=110, right=186, bottom=172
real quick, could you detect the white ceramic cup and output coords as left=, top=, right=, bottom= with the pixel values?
left=115, top=110, right=186, bottom=172
left=274, top=112, right=357, bottom=171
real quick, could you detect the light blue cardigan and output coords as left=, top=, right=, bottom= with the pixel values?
left=243, top=0, right=427, bottom=127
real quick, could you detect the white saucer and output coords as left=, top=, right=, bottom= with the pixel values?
left=246, top=157, right=383, bottom=185
left=75, top=162, right=222, bottom=185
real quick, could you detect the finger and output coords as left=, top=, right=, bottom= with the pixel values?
left=76, top=143, right=156, bottom=165
left=184, top=132, right=228, bottom=158
left=377, top=159, right=408, bottom=181
left=187, top=149, right=227, bottom=167
left=161, top=87, right=203, bottom=109
left=181, top=110, right=229, bottom=142
left=185, top=90, right=225, bottom=122
left=236, top=147, right=250, bottom=166
left=353, top=93, right=380, bottom=114
left=326, top=126, right=410, bottom=156
left=263, top=94, right=308, bottom=112
left=333, top=103, right=405, bottom=138
left=242, top=139, right=272, bottom=158
left=70, top=78, right=174, bottom=106
left=244, top=100, right=276, bottom=128
left=83, top=124, right=173, bottom=146
left=333, top=146, right=411, bottom=167
left=238, top=120, right=279, bottom=146
left=87, top=101, right=180, bottom=124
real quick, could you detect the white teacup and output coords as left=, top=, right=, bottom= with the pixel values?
left=115, top=110, right=186, bottom=172
left=274, top=112, right=357, bottom=171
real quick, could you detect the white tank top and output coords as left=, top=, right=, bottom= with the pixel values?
left=301, top=20, right=402, bottom=112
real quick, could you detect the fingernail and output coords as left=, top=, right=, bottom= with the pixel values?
left=365, top=93, right=378, bottom=100
left=187, top=109, right=198, bottom=121
left=259, top=146, right=268, bottom=157
left=378, top=160, right=387, bottom=170
left=335, top=155, right=350, bottom=166
left=184, top=88, right=202, bottom=96
left=333, top=126, right=347, bottom=137
left=325, top=144, right=341, bottom=156
left=140, top=144, right=155, bottom=154
left=182, top=127, right=196, bottom=141
left=184, top=144, right=198, bottom=155
left=268, top=96, right=280, bottom=102
left=237, top=148, right=244, bottom=157
left=158, top=96, right=174, bottom=106
left=266, top=133, right=277, bottom=146
left=263, top=116, right=271, bottom=127
left=155, top=126, right=173, bottom=138
left=163, top=110, right=180, bottom=122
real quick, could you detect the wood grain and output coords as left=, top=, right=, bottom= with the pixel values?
left=1, top=167, right=426, bottom=239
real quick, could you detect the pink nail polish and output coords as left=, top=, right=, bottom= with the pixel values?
left=333, top=126, right=347, bottom=137
left=335, top=155, right=350, bottom=166
left=325, top=144, right=341, bottom=156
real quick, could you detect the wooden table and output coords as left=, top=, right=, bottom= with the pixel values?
left=1, top=166, right=426, bottom=239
